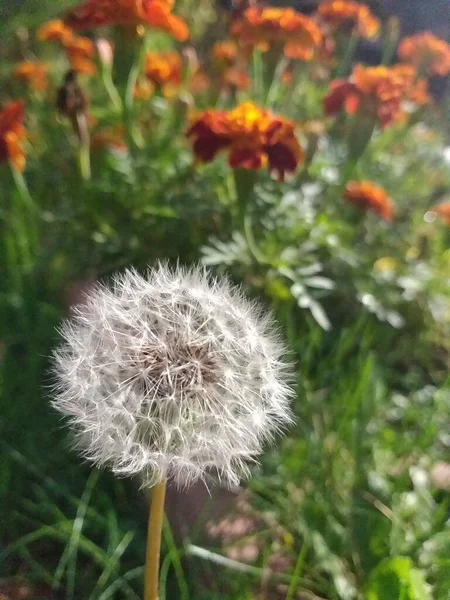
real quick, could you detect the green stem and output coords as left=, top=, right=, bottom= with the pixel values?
left=78, top=141, right=91, bottom=181
left=101, top=64, right=123, bottom=112
left=123, top=35, right=147, bottom=149
left=10, top=166, right=37, bottom=271
left=244, top=214, right=265, bottom=264
left=266, top=56, right=289, bottom=108
left=335, top=32, right=359, bottom=79
left=251, top=49, right=264, bottom=103
left=144, top=480, right=167, bottom=600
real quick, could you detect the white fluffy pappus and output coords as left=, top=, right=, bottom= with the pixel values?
left=52, top=263, right=294, bottom=488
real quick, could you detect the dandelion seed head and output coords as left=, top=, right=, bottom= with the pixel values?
left=52, top=263, right=294, bottom=487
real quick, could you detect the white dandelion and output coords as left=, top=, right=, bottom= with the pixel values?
left=52, top=263, right=294, bottom=489
left=52, top=262, right=295, bottom=600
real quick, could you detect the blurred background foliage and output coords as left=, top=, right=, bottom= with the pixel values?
left=0, top=1, right=450, bottom=599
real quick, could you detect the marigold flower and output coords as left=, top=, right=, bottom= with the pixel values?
left=37, top=19, right=74, bottom=44
left=14, top=61, right=48, bottom=91
left=231, top=7, right=322, bottom=60
left=66, top=36, right=97, bottom=75
left=65, top=0, right=188, bottom=41
left=317, top=1, right=380, bottom=38
left=429, top=202, right=450, bottom=225
left=0, top=101, right=26, bottom=172
left=398, top=32, right=450, bottom=77
left=187, top=101, right=303, bottom=181
left=222, top=67, right=250, bottom=90
left=52, top=263, right=294, bottom=487
left=142, top=51, right=182, bottom=97
left=344, top=181, right=393, bottom=220
left=212, top=41, right=239, bottom=68
left=324, top=63, right=430, bottom=128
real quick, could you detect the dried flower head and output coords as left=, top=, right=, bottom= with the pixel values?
left=52, top=264, right=294, bottom=488
left=187, top=101, right=303, bottom=181
left=65, top=0, right=189, bottom=42
left=344, top=181, right=394, bottom=220
left=398, top=32, right=450, bottom=77
left=317, top=1, right=380, bottom=39
left=0, top=100, right=27, bottom=172
left=231, top=6, right=322, bottom=60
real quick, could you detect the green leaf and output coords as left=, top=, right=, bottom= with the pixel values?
left=366, top=557, right=431, bottom=600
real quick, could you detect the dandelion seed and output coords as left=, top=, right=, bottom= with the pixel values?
left=52, top=263, right=294, bottom=489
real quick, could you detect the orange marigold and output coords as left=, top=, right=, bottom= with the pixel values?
left=212, top=41, right=239, bottom=68
left=429, top=202, right=450, bottom=225
left=14, top=61, right=48, bottom=91
left=65, top=0, right=188, bottom=41
left=222, top=67, right=250, bottom=90
left=66, top=36, right=97, bottom=74
left=399, top=32, right=450, bottom=77
left=324, top=63, right=430, bottom=128
left=0, top=101, right=27, bottom=172
left=344, top=181, right=393, bottom=220
left=37, top=19, right=74, bottom=44
left=317, top=1, right=380, bottom=38
left=142, top=51, right=182, bottom=96
left=231, top=7, right=322, bottom=60
left=187, top=101, right=303, bottom=181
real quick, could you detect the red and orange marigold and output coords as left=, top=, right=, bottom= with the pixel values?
left=14, top=61, right=48, bottom=91
left=142, top=51, right=182, bottom=96
left=324, top=63, right=430, bottom=128
left=317, top=1, right=380, bottom=38
left=0, top=101, right=27, bottom=172
left=65, top=0, right=188, bottom=41
left=187, top=101, right=303, bottom=181
left=212, top=41, right=239, bottom=68
left=231, top=7, right=322, bottom=60
left=399, top=32, right=450, bottom=77
left=344, top=181, right=393, bottom=220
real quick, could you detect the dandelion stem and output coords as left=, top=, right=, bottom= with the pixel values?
left=144, top=479, right=167, bottom=600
